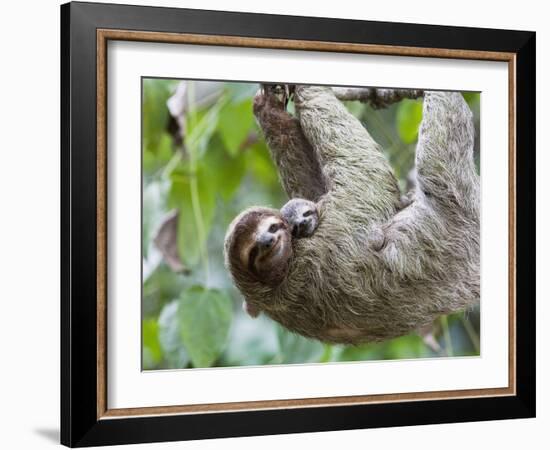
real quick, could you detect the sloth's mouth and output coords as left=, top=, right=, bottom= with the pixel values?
left=292, top=219, right=314, bottom=238
left=253, top=236, right=283, bottom=274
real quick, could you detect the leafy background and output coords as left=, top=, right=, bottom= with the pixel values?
left=142, top=79, right=481, bottom=370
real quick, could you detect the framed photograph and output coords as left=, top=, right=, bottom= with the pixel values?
left=61, top=1, right=535, bottom=447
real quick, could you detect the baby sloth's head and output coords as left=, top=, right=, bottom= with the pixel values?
left=280, top=198, right=319, bottom=239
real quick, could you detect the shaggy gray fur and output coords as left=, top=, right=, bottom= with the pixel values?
left=226, top=85, right=479, bottom=344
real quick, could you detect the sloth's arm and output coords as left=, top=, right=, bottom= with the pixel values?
left=415, top=91, right=479, bottom=218
left=253, top=89, right=326, bottom=202
left=294, top=85, right=401, bottom=215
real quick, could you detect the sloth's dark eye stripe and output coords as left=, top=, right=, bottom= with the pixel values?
left=268, top=223, right=281, bottom=233
left=248, top=246, right=259, bottom=272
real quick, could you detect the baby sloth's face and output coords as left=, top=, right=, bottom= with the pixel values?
left=280, top=198, right=319, bottom=239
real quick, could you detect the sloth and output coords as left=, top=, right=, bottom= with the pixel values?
left=224, top=84, right=479, bottom=344
left=281, top=198, right=319, bottom=238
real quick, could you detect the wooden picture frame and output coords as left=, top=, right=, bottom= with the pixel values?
left=61, top=1, right=535, bottom=447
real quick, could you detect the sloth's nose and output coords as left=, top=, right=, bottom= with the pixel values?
left=258, top=234, right=274, bottom=248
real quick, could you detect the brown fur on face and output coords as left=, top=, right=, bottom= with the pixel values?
left=224, top=207, right=293, bottom=289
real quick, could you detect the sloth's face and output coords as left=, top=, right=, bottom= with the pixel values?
left=243, top=215, right=292, bottom=279
left=226, top=208, right=293, bottom=288
left=280, top=198, right=319, bottom=239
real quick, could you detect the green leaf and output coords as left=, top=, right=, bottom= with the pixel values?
left=203, top=135, right=246, bottom=201
left=142, top=179, right=169, bottom=259
left=186, top=100, right=224, bottom=159
left=245, top=141, right=280, bottom=187
left=144, top=133, right=174, bottom=176
left=217, top=99, right=254, bottom=156
left=142, top=79, right=176, bottom=155
left=338, top=343, right=383, bottom=361
left=143, top=149, right=156, bottom=174
left=382, top=334, right=428, bottom=359
left=337, top=334, right=429, bottom=362
left=225, top=83, right=259, bottom=103
left=142, top=264, right=185, bottom=318
left=158, top=300, right=190, bottom=368
left=178, top=286, right=233, bottom=368
left=462, top=92, right=480, bottom=107
left=396, top=99, right=423, bottom=144
left=142, top=319, right=162, bottom=369
left=169, top=169, right=216, bottom=267
left=275, top=324, right=324, bottom=364
left=343, top=100, right=366, bottom=119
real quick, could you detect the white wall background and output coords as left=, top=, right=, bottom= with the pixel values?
left=0, top=0, right=546, bottom=448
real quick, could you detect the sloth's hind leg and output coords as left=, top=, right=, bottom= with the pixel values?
left=253, top=86, right=326, bottom=202
left=414, top=91, right=479, bottom=218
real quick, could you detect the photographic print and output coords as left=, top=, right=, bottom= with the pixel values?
left=141, top=79, right=481, bottom=370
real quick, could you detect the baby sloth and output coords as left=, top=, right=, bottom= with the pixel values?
left=281, top=198, right=319, bottom=239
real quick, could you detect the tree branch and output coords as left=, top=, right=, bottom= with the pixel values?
left=332, top=87, right=424, bottom=108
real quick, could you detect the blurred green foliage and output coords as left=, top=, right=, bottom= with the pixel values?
left=142, top=79, right=481, bottom=370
